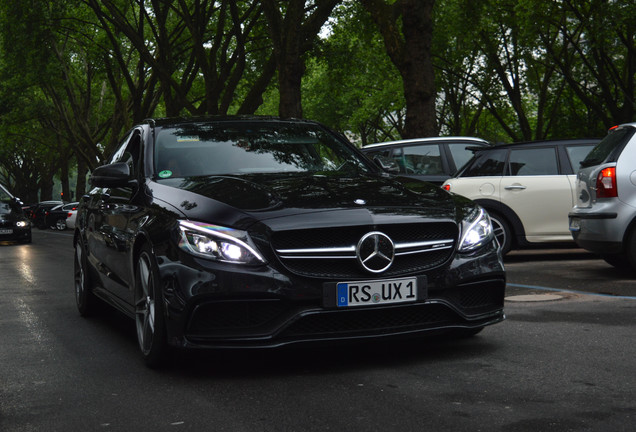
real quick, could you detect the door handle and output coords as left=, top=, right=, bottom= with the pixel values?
left=504, top=185, right=527, bottom=190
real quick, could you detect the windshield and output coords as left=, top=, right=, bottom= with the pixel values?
left=0, top=187, right=15, bottom=215
left=154, top=121, right=372, bottom=179
left=581, top=127, right=635, bottom=167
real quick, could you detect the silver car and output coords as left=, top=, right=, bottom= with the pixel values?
left=569, top=122, right=636, bottom=270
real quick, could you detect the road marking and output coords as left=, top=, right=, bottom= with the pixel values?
left=507, top=282, right=636, bottom=300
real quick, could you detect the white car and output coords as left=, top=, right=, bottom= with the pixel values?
left=66, top=205, right=78, bottom=230
left=442, top=139, right=599, bottom=254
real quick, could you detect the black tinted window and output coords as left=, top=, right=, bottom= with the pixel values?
left=448, top=143, right=482, bottom=172
left=509, top=147, right=558, bottom=176
left=154, top=122, right=370, bottom=178
left=461, top=148, right=507, bottom=177
left=582, top=127, right=635, bottom=167
left=565, top=145, right=596, bottom=171
left=395, top=144, right=442, bottom=175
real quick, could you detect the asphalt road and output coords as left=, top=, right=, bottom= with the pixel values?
left=1, top=230, right=636, bottom=431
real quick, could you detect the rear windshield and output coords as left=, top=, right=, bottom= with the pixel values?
left=581, top=127, right=635, bottom=167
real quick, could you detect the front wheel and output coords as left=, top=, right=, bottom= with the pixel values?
left=488, top=212, right=512, bottom=255
left=56, top=219, right=67, bottom=230
left=75, top=239, right=96, bottom=316
left=623, top=227, right=636, bottom=274
left=135, top=245, right=168, bottom=368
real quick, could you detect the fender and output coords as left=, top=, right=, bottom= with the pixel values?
left=472, top=198, right=530, bottom=247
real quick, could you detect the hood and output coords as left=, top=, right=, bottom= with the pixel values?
left=150, top=173, right=458, bottom=229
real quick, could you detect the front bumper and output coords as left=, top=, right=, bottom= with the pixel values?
left=156, top=239, right=506, bottom=349
left=0, top=224, right=31, bottom=242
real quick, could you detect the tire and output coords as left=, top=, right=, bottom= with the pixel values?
left=56, top=219, right=67, bottom=230
left=135, top=245, right=168, bottom=368
left=624, top=227, right=636, bottom=273
left=488, top=212, right=512, bottom=255
left=601, top=253, right=630, bottom=270
left=75, top=239, right=97, bottom=316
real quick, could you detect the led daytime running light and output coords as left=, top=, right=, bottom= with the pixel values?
left=178, top=220, right=265, bottom=264
left=459, top=208, right=494, bottom=252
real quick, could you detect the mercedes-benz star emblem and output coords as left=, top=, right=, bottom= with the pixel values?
left=356, top=231, right=395, bottom=273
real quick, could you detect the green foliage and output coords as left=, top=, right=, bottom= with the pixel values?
left=303, top=1, right=405, bottom=146
left=1, top=0, right=634, bottom=196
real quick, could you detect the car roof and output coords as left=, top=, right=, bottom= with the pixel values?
left=362, top=136, right=490, bottom=150
left=145, top=115, right=320, bottom=128
left=470, top=138, right=600, bottom=151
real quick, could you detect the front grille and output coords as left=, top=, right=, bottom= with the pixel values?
left=187, top=299, right=290, bottom=336
left=434, top=278, right=506, bottom=314
left=279, top=303, right=458, bottom=338
left=272, top=222, right=458, bottom=279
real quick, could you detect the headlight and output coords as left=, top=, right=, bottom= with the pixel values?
left=458, top=207, right=494, bottom=252
left=16, top=220, right=29, bottom=228
left=178, top=220, right=265, bottom=265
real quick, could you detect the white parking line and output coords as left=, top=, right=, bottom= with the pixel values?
left=507, top=282, right=636, bottom=300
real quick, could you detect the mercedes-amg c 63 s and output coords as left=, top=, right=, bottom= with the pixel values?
left=74, top=117, right=506, bottom=366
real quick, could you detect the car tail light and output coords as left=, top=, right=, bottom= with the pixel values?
left=596, top=167, right=617, bottom=198
left=442, top=184, right=451, bottom=191
left=67, top=212, right=73, bottom=218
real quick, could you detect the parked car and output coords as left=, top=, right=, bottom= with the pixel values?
left=66, top=204, right=79, bottom=230
left=31, top=200, right=63, bottom=229
left=45, top=202, right=79, bottom=230
left=75, top=116, right=506, bottom=367
left=442, top=138, right=599, bottom=254
left=361, top=137, right=491, bottom=185
left=0, top=183, right=32, bottom=243
left=569, top=123, right=636, bottom=270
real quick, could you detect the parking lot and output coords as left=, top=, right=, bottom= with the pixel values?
left=1, top=229, right=636, bottom=431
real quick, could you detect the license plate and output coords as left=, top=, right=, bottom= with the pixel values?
left=337, top=277, right=417, bottom=307
left=569, top=217, right=581, bottom=232
left=0, top=229, right=13, bottom=235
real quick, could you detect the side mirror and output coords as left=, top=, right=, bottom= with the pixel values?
left=90, top=162, right=135, bottom=188
left=373, top=156, right=400, bottom=174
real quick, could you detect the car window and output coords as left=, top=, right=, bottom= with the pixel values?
left=447, top=143, right=483, bottom=172
left=364, top=149, right=391, bottom=158
left=509, top=147, right=558, bottom=176
left=565, top=145, right=596, bottom=172
left=154, top=122, right=371, bottom=178
left=582, top=127, right=636, bottom=167
left=392, top=144, right=442, bottom=175
left=460, top=148, right=508, bottom=177
left=111, top=130, right=142, bottom=177
left=0, top=188, right=13, bottom=214
left=0, top=186, right=11, bottom=203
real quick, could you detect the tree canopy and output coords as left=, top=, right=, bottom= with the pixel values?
left=0, top=0, right=634, bottom=201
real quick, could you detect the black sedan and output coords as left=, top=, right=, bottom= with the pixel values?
left=31, top=200, right=63, bottom=229
left=0, top=183, right=31, bottom=243
left=74, top=116, right=506, bottom=367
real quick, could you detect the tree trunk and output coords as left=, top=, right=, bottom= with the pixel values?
left=361, top=0, right=437, bottom=138
left=75, top=158, right=88, bottom=199
left=262, top=0, right=340, bottom=118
